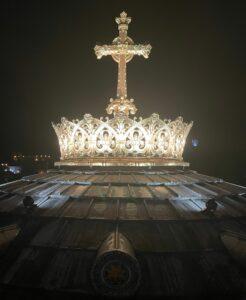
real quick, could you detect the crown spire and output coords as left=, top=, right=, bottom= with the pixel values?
left=94, top=12, right=152, bottom=116
left=52, top=12, right=193, bottom=167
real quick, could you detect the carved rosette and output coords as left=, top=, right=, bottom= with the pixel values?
left=52, top=113, right=193, bottom=161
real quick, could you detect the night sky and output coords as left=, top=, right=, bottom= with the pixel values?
left=1, top=0, right=246, bottom=184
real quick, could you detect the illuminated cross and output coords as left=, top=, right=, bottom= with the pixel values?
left=95, top=11, right=152, bottom=116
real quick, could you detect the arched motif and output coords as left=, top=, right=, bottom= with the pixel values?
left=71, top=125, right=90, bottom=156
left=124, top=125, right=148, bottom=155
left=52, top=114, right=193, bottom=160
left=94, top=124, right=118, bottom=155
left=153, top=125, right=172, bottom=156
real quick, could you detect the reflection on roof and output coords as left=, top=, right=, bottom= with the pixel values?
left=0, top=169, right=246, bottom=221
left=0, top=168, right=245, bottom=297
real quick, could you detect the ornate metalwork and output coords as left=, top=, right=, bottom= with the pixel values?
left=52, top=113, right=193, bottom=161
left=52, top=12, right=193, bottom=163
left=94, top=11, right=152, bottom=116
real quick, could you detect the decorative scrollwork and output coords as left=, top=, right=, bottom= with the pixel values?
left=52, top=12, right=193, bottom=163
left=52, top=113, right=193, bottom=161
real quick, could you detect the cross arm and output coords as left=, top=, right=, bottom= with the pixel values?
left=94, top=44, right=152, bottom=59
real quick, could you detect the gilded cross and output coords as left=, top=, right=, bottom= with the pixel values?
left=95, top=12, right=152, bottom=116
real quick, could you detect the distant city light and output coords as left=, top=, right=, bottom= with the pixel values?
left=8, top=166, right=21, bottom=174
left=192, top=139, right=199, bottom=147
left=12, top=153, right=52, bottom=162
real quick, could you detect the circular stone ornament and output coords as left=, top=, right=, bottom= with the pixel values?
left=91, top=250, right=141, bottom=297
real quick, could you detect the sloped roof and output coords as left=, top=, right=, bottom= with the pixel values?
left=0, top=168, right=245, bottom=297
left=0, top=169, right=246, bottom=221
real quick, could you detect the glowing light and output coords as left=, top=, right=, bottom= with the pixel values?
left=192, top=139, right=199, bottom=147
left=52, top=113, right=192, bottom=161
left=94, top=11, right=151, bottom=116
left=52, top=12, right=193, bottom=163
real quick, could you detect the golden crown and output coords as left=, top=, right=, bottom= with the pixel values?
left=52, top=12, right=193, bottom=166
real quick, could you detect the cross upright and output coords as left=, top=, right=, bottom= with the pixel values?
left=95, top=12, right=152, bottom=116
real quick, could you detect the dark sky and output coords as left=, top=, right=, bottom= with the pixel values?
left=0, top=0, right=246, bottom=184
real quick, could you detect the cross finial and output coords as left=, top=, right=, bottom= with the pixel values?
left=115, top=11, right=131, bottom=38
left=94, top=12, right=152, bottom=116
left=115, top=11, right=131, bottom=25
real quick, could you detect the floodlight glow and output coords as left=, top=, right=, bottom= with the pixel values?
left=52, top=12, right=193, bottom=163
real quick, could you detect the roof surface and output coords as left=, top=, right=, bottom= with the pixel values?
left=0, top=168, right=245, bottom=298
